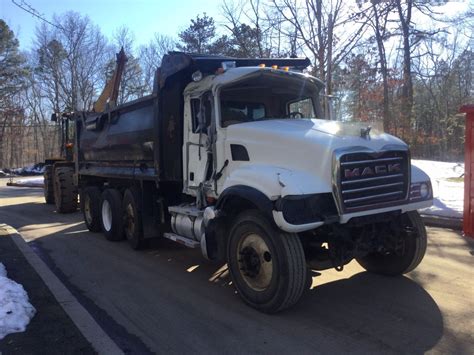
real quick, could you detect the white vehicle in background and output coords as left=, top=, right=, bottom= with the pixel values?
left=45, top=52, right=433, bottom=313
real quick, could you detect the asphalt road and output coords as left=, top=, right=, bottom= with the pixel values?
left=1, top=177, right=473, bottom=354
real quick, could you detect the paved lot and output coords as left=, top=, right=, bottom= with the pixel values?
left=1, top=177, right=473, bottom=354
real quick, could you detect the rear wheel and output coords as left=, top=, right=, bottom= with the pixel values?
left=123, top=186, right=146, bottom=250
left=54, top=166, right=78, bottom=213
left=356, top=211, right=427, bottom=276
left=100, top=189, right=125, bottom=241
left=227, top=210, right=307, bottom=313
left=44, top=165, right=54, bottom=204
left=81, top=186, right=101, bottom=232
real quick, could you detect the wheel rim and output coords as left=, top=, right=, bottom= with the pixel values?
left=124, top=203, right=135, bottom=240
left=84, top=195, right=92, bottom=225
left=237, top=233, right=273, bottom=291
left=102, top=200, right=112, bottom=232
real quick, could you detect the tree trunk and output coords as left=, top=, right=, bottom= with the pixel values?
left=396, top=0, right=414, bottom=140
left=372, top=2, right=390, bottom=131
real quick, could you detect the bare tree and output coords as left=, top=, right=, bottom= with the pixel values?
left=139, top=34, right=176, bottom=93
left=272, top=0, right=369, bottom=95
left=358, top=0, right=394, bottom=131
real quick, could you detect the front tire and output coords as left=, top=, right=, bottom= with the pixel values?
left=227, top=210, right=307, bottom=313
left=100, top=189, right=125, bottom=241
left=356, top=211, right=427, bottom=276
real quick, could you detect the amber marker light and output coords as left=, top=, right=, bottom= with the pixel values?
left=271, top=65, right=278, bottom=69
left=66, top=143, right=73, bottom=148
left=258, top=63, right=265, bottom=68
left=282, top=66, right=289, bottom=72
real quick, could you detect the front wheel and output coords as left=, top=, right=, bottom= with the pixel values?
left=227, top=210, right=307, bottom=313
left=356, top=211, right=427, bottom=276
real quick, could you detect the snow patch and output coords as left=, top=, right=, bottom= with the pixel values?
left=0, top=263, right=36, bottom=340
left=412, top=160, right=464, bottom=219
left=13, top=177, right=45, bottom=187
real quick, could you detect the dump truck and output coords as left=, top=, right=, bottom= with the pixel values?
left=44, top=51, right=433, bottom=313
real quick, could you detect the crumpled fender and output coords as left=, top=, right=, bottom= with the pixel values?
left=221, top=165, right=332, bottom=200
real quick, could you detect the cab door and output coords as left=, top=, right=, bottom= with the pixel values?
left=183, top=92, right=213, bottom=195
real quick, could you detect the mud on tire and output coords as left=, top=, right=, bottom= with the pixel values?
left=123, top=186, right=146, bottom=250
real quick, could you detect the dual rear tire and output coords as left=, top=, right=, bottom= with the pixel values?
left=81, top=186, right=145, bottom=249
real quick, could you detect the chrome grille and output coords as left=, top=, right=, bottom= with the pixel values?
left=337, top=150, right=409, bottom=212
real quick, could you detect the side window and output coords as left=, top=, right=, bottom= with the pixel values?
left=288, top=98, right=315, bottom=118
left=191, top=98, right=200, bottom=133
left=191, top=93, right=212, bottom=133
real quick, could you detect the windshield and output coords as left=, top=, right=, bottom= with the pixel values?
left=322, top=90, right=385, bottom=132
left=220, top=72, right=323, bottom=127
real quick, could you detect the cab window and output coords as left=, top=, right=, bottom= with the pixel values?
left=191, top=94, right=212, bottom=133
left=221, top=101, right=266, bottom=127
left=288, top=98, right=315, bottom=118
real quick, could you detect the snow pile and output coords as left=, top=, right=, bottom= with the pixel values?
left=0, top=263, right=36, bottom=340
left=13, top=177, right=45, bottom=187
left=412, top=160, right=464, bottom=219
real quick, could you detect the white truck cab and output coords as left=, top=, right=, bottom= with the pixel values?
left=182, top=65, right=431, bottom=226
left=169, top=60, right=433, bottom=312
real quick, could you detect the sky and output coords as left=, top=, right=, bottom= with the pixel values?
left=1, top=0, right=470, bottom=56
left=1, top=0, right=223, bottom=50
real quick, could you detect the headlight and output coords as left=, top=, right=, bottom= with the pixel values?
left=420, top=183, right=430, bottom=198
left=410, top=181, right=432, bottom=201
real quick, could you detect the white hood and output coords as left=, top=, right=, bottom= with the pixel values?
left=223, top=119, right=407, bottom=197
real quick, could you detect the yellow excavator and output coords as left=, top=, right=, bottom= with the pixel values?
left=93, top=47, right=128, bottom=112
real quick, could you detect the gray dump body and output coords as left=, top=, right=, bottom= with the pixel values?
left=76, top=95, right=159, bottom=180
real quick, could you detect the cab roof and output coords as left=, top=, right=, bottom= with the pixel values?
left=155, top=52, right=312, bottom=91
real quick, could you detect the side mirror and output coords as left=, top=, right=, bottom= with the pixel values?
left=51, top=113, right=57, bottom=122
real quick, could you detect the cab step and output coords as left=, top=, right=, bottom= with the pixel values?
left=163, top=233, right=200, bottom=248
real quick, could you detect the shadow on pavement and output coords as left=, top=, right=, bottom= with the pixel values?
left=0, top=198, right=451, bottom=354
